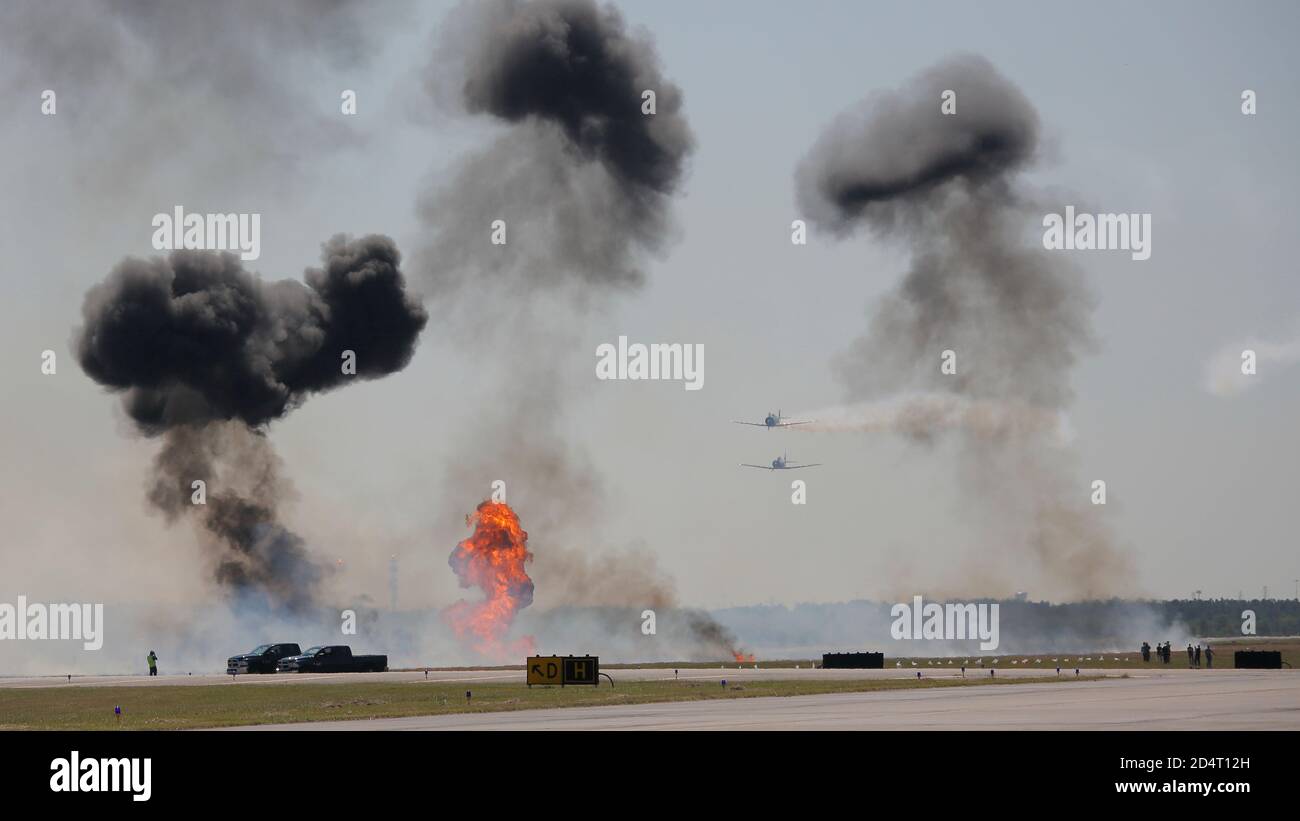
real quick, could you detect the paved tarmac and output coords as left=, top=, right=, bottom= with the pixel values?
left=220, top=670, right=1298, bottom=730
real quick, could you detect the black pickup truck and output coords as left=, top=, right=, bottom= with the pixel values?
left=227, top=643, right=302, bottom=675
left=276, top=645, right=388, bottom=673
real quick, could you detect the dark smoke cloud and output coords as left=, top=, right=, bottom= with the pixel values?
left=798, top=54, right=1038, bottom=232
left=146, top=422, right=322, bottom=611
left=420, top=1, right=739, bottom=658
left=74, top=236, right=427, bottom=608
left=77, top=235, right=427, bottom=430
left=796, top=55, right=1132, bottom=600
left=797, top=54, right=1084, bottom=409
left=459, top=0, right=691, bottom=193
left=422, top=0, right=694, bottom=296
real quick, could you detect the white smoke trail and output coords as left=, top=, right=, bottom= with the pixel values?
left=792, top=393, right=1074, bottom=446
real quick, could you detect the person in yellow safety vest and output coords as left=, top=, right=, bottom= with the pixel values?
left=147, top=650, right=158, bottom=677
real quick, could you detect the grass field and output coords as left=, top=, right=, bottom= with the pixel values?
left=0, top=674, right=1101, bottom=730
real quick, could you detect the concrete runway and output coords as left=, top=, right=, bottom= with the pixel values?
left=0, top=665, right=1224, bottom=689
left=221, top=670, right=1299, bottom=731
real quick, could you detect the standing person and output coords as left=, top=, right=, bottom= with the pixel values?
left=1195, top=645, right=1202, bottom=668
left=1163, top=642, right=1171, bottom=663
left=1206, top=646, right=1214, bottom=668
left=1141, top=641, right=1151, bottom=663
left=1186, top=643, right=1194, bottom=665
left=147, top=650, right=158, bottom=677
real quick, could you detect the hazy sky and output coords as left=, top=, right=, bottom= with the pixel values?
left=1, top=0, right=1297, bottom=618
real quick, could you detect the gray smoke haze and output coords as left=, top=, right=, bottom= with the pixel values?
left=73, top=236, right=428, bottom=609
left=419, top=0, right=740, bottom=659
left=711, top=599, right=1192, bottom=660
left=0, top=0, right=409, bottom=198
left=527, top=540, right=741, bottom=660
left=796, top=55, right=1133, bottom=600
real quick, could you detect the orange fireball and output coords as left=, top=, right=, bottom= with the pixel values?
left=443, top=500, right=536, bottom=660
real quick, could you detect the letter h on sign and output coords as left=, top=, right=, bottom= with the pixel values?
left=562, top=655, right=599, bottom=686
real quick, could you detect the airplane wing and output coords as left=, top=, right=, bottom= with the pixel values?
left=739, top=463, right=772, bottom=469
left=774, top=420, right=812, bottom=427
left=784, top=463, right=822, bottom=469
left=732, top=421, right=769, bottom=427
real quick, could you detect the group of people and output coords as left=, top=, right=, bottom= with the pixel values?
left=1140, top=641, right=1213, bottom=667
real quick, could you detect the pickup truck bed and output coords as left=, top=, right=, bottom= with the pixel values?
left=276, top=645, right=388, bottom=673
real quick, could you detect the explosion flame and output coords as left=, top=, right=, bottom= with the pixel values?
left=444, top=500, right=536, bottom=660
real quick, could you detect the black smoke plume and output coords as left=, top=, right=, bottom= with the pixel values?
left=799, top=54, right=1038, bottom=231
left=795, top=55, right=1075, bottom=407
left=420, top=1, right=742, bottom=658
left=796, top=55, right=1132, bottom=599
left=74, top=235, right=427, bottom=608
left=459, top=0, right=690, bottom=194
left=423, top=0, right=693, bottom=296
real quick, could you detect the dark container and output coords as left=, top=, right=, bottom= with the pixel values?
left=822, top=651, right=884, bottom=669
left=1233, top=650, right=1282, bottom=669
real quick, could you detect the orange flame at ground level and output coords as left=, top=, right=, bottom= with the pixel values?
left=443, top=500, right=536, bottom=660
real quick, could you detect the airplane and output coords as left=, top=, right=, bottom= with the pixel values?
left=740, top=453, right=822, bottom=470
left=732, top=409, right=812, bottom=430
